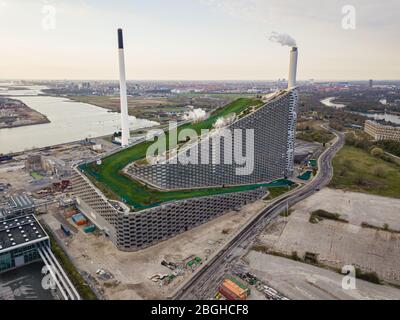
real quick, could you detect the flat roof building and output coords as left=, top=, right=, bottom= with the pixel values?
left=0, top=194, right=35, bottom=221
left=364, top=120, right=400, bottom=142
left=72, top=88, right=299, bottom=251
left=0, top=214, right=49, bottom=273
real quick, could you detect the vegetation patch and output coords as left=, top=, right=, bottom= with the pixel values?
left=280, top=208, right=294, bottom=217
left=346, top=131, right=400, bottom=159
left=251, top=245, right=269, bottom=254
left=309, top=209, right=348, bottom=224
left=355, top=267, right=381, bottom=285
left=296, top=126, right=335, bottom=144
left=361, top=222, right=400, bottom=234
left=265, top=184, right=298, bottom=201
left=251, top=246, right=382, bottom=285
left=330, top=145, right=400, bottom=198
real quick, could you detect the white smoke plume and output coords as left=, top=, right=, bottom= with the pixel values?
left=182, top=106, right=208, bottom=123
left=213, top=113, right=237, bottom=129
left=269, top=31, right=297, bottom=47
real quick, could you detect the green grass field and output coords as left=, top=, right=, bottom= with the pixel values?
left=264, top=184, right=298, bottom=200
left=80, top=98, right=295, bottom=210
left=177, top=93, right=255, bottom=99
left=31, top=172, right=44, bottom=180
left=330, top=146, right=400, bottom=198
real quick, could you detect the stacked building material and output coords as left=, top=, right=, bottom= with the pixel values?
left=219, top=277, right=250, bottom=300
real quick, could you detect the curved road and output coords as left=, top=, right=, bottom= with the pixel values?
left=172, top=126, right=345, bottom=300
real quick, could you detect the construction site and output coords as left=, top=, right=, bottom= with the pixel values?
left=40, top=198, right=267, bottom=299
left=0, top=127, right=320, bottom=300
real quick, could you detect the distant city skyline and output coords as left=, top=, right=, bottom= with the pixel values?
left=1, top=0, right=399, bottom=80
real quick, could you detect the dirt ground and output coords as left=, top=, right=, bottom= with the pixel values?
left=244, top=251, right=400, bottom=300
left=42, top=199, right=267, bottom=300
left=258, top=188, right=400, bottom=285
left=0, top=139, right=115, bottom=195
left=0, top=99, right=49, bottom=129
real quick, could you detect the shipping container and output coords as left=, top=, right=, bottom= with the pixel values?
left=72, top=213, right=85, bottom=221
left=84, top=225, right=96, bottom=233
left=72, top=213, right=87, bottom=225
left=76, top=219, right=87, bottom=226
left=227, top=275, right=251, bottom=295
left=60, top=224, right=71, bottom=236
left=219, top=283, right=247, bottom=301
left=219, top=279, right=248, bottom=300
left=219, top=285, right=237, bottom=300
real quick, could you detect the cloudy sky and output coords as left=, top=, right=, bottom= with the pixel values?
left=0, top=0, right=399, bottom=80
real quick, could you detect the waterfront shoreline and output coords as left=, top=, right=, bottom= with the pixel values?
left=0, top=97, right=50, bottom=129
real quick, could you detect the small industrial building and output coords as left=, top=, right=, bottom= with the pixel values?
left=0, top=194, right=36, bottom=220
left=0, top=214, right=49, bottom=273
left=0, top=214, right=81, bottom=300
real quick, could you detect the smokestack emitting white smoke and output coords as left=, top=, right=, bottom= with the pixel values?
left=288, top=47, right=298, bottom=89
left=269, top=31, right=297, bottom=47
left=269, top=31, right=298, bottom=89
left=118, top=28, right=130, bottom=147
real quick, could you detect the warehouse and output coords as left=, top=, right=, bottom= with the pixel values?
left=0, top=214, right=49, bottom=273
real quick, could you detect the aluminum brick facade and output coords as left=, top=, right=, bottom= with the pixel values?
left=128, top=89, right=298, bottom=189
left=71, top=171, right=266, bottom=251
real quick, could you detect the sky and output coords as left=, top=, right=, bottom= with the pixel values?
left=0, top=0, right=399, bottom=81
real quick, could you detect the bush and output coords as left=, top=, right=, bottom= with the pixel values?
left=309, top=209, right=348, bottom=224
left=355, top=268, right=381, bottom=284
left=291, top=251, right=300, bottom=261
left=370, top=147, right=384, bottom=158
left=354, top=174, right=368, bottom=186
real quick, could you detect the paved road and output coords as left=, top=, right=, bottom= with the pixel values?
left=172, top=127, right=345, bottom=300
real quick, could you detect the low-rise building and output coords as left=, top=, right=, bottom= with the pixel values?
left=25, top=154, right=44, bottom=173
left=0, top=214, right=49, bottom=273
left=0, top=194, right=35, bottom=221
left=364, top=120, right=400, bottom=142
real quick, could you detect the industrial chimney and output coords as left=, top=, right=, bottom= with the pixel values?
left=118, top=28, right=130, bottom=147
left=288, top=47, right=298, bottom=89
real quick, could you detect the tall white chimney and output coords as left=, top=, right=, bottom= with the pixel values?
left=118, top=28, right=130, bottom=147
left=288, top=47, right=298, bottom=89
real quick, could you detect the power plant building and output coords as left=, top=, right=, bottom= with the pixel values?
left=128, top=89, right=298, bottom=190
left=70, top=31, right=299, bottom=251
left=72, top=85, right=298, bottom=251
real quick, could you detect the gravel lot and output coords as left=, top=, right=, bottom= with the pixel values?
left=244, top=251, right=400, bottom=300
left=258, top=188, right=400, bottom=285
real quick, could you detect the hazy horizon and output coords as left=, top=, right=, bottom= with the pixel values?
left=1, top=0, right=399, bottom=81
left=2, top=78, right=399, bottom=82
